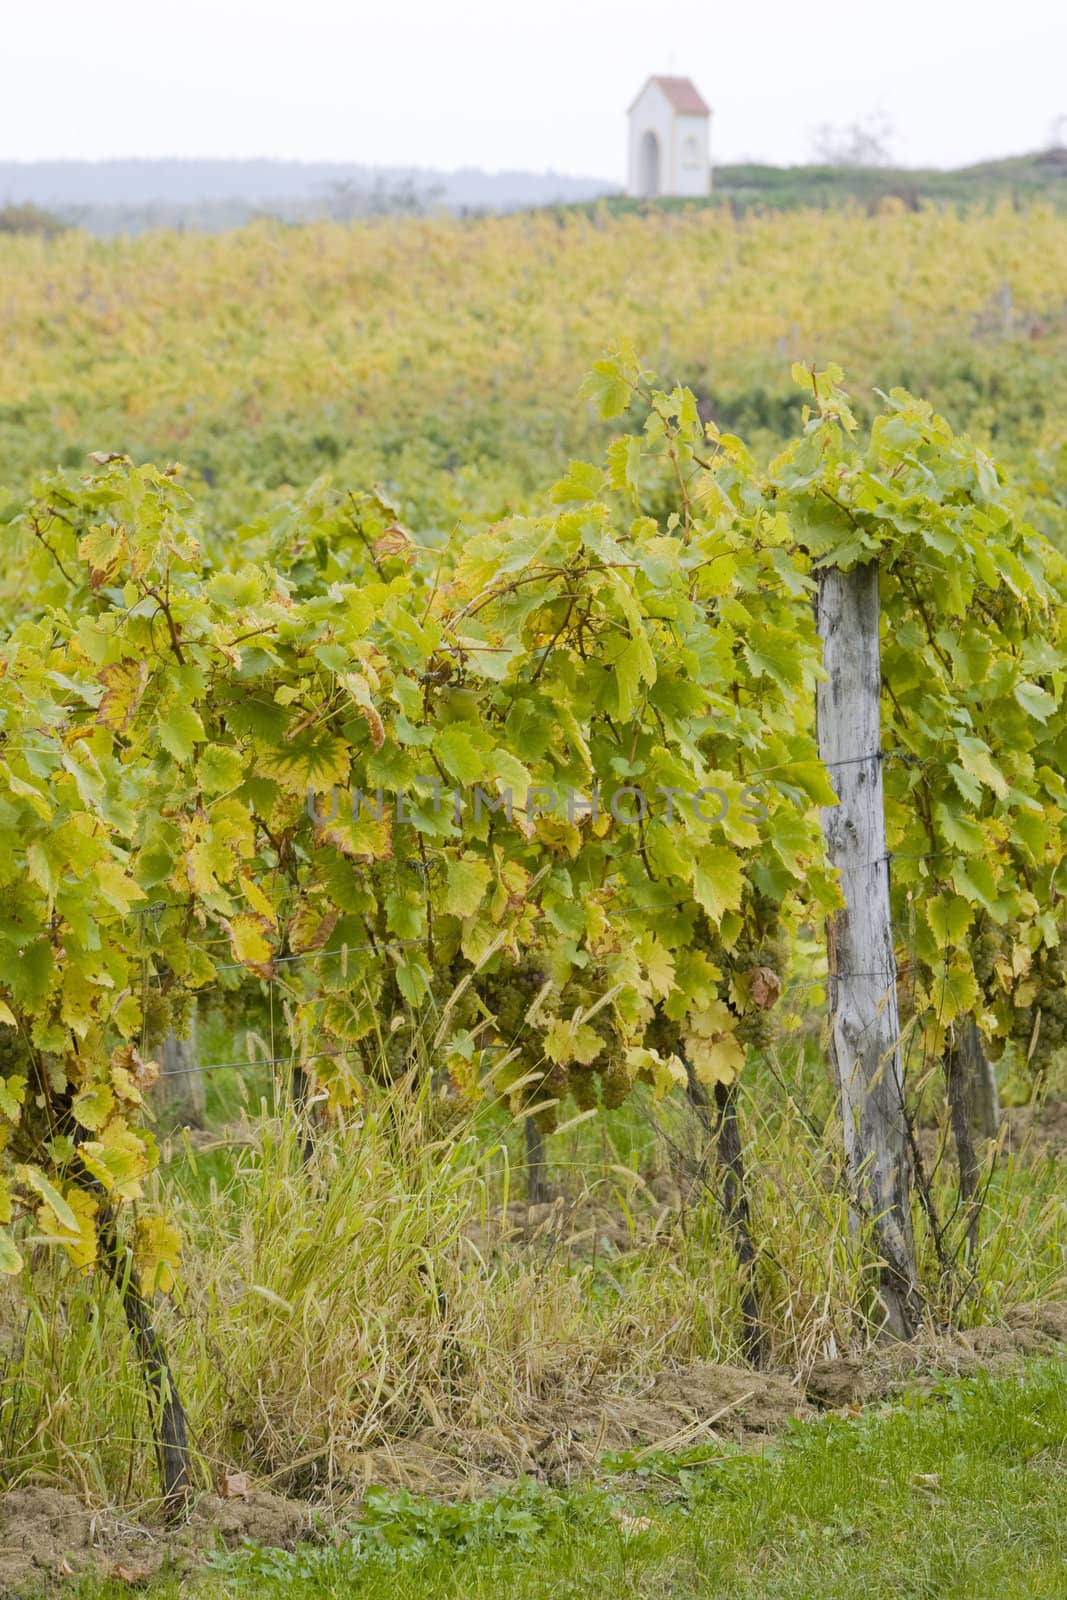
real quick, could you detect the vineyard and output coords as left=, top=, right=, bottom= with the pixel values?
left=0, top=202, right=1066, bottom=1593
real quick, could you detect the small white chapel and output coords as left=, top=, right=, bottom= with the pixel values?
left=627, top=75, right=712, bottom=199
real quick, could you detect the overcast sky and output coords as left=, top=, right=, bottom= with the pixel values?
left=4, top=0, right=1065, bottom=174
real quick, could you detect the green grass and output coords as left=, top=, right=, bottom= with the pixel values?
left=564, top=149, right=1067, bottom=218
left=69, top=1358, right=1067, bottom=1600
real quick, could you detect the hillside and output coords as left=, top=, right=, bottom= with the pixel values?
left=0, top=158, right=617, bottom=234
left=712, top=145, right=1067, bottom=211
left=4, top=149, right=1067, bottom=236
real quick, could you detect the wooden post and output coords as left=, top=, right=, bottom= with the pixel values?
left=945, top=1014, right=999, bottom=1254
left=817, top=561, right=919, bottom=1339
left=98, top=1209, right=191, bottom=1515
left=155, top=1017, right=206, bottom=1131
left=684, top=1062, right=766, bottom=1366
left=958, top=1016, right=999, bottom=1142
left=524, top=1116, right=548, bottom=1206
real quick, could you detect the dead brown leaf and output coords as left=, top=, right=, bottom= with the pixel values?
left=613, top=1511, right=653, bottom=1539
left=111, top=1562, right=153, bottom=1585
left=748, top=966, right=782, bottom=1011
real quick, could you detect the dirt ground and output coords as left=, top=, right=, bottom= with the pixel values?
left=1000, top=1100, right=1067, bottom=1161
left=0, top=1486, right=308, bottom=1596
left=2, top=1302, right=1064, bottom=1596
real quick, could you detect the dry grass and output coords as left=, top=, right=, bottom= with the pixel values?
left=1, top=1056, right=1063, bottom=1511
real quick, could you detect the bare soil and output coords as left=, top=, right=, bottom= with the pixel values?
left=0, top=1486, right=308, bottom=1596
left=1001, top=1101, right=1067, bottom=1161
left=349, top=1300, right=1067, bottom=1492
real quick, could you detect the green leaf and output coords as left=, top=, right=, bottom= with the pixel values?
left=158, top=703, right=206, bottom=764
left=692, top=847, right=744, bottom=925
left=926, top=894, right=973, bottom=950
left=0, top=1231, right=22, bottom=1275
left=951, top=858, right=1006, bottom=922
left=580, top=359, right=632, bottom=420
left=934, top=804, right=985, bottom=853
left=1013, top=681, right=1058, bottom=724
left=434, top=725, right=486, bottom=784
left=395, top=952, right=431, bottom=1006
left=947, top=764, right=984, bottom=809
left=551, top=461, right=604, bottom=503
left=489, top=748, right=533, bottom=796
left=197, top=745, right=246, bottom=794
left=612, top=637, right=644, bottom=720
left=956, top=738, right=1009, bottom=801
left=0, top=1075, right=26, bottom=1121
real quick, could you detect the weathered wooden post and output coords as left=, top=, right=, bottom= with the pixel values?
left=817, top=560, right=919, bottom=1338
left=156, top=1016, right=206, bottom=1130
left=945, top=1014, right=999, bottom=1254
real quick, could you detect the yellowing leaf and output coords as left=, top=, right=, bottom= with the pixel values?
left=134, top=1215, right=182, bottom=1295
left=79, top=1121, right=151, bottom=1199
left=642, top=939, right=676, bottom=1000
left=18, top=1165, right=79, bottom=1233
left=627, top=1045, right=687, bottom=1097
left=79, top=522, right=128, bottom=586
left=443, top=858, right=492, bottom=918
left=936, top=963, right=981, bottom=1027
left=0, top=1230, right=22, bottom=1275
left=259, top=731, right=351, bottom=795
left=543, top=1018, right=604, bottom=1066
left=956, top=738, right=1009, bottom=802
left=343, top=672, right=386, bottom=750
left=197, top=744, right=246, bottom=794
left=926, top=894, right=973, bottom=950
left=96, top=658, right=149, bottom=732
left=110, top=1044, right=160, bottom=1095
left=318, top=802, right=394, bottom=863
left=71, top=1083, right=115, bottom=1132
left=94, top=860, right=147, bottom=915
left=287, top=901, right=339, bottom=955
left=687, top=1029, right=745, bottom=1087
left=223, top=913, right=275, bottom=976
left=38, top=1186, right=98, bottom=1271
left=240, top=873, right=278, bottom=929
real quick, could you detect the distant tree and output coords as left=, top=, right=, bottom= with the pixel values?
left=0, top=201, right=68, bottom=236
left=318, top=176, right=444, bottom=222
left=1046, top=114, right=1067, bottom=152
left=809, top=113, right=895, bottom=168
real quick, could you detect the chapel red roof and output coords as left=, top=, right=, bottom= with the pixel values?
left=630, top=76, right=711, bottom=116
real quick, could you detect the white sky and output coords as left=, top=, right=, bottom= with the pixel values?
left=3, top=0, right=1065, bottom=174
